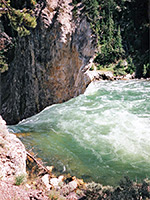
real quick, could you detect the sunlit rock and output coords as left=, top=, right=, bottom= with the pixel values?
left=0, top=116, right=26, bottom=183
left=41, top=174, right=51, bottom=190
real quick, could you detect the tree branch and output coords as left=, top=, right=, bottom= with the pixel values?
left=26, top=151, right=49, bottom=174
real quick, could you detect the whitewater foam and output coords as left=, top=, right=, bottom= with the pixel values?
left=9, top=80, right=150, bottom=185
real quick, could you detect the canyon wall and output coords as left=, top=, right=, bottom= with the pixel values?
left=1, top=0, right=97, bottom=124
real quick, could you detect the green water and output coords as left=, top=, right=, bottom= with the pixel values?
left=9, top=80, right=150, bottom=185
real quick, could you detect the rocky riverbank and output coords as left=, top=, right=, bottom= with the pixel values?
left=0, top=116, right=26, bottom=183
left=88, top=70, right=136, bottom=81
left=1, top=115, right=150, bottom=200
left=0, top=115, right=85, bottom=199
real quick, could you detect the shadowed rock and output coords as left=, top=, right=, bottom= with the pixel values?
left=1, top=0, right=97, bottom=124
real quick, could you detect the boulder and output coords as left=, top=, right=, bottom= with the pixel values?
left=50, top=176, right=64, bottom=189
left=41, top=174, right=51, bottom=190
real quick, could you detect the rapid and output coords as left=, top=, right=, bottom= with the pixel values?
left=9, top=80, right=150, bottom=185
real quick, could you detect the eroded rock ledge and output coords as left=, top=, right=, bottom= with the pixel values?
left=1, top=0, right=96, bottom=125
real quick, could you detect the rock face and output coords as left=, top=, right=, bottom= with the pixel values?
left=0, top=116, right=26, bottom=183
left=1, top=0, right=96, bottom=124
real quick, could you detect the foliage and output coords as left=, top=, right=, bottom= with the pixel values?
left=113, top=57, right=135, bottom=76
left=82, top=0, right=100, bottom=35
left=0, top=0, right=149, bottom=77
left=7, top=8, right=37, bottom=37
left=0, top=0, right=38, bottom=72
left=84, top=177, right=150, bottom=199
left=94, top=1, right=125, bottom=67
left=81, top=0, right=125, bottom=69
left=80, top=0, right=149, bottom=77
left=144, top=63, right=150, bottom=78
left=15, top=174, right=26, bottom=186
left=0, top=52, right=8, bottom=72
left=126, top=56, right=135, bottom=74
left=89, top=64, right=95, bottom=71
left=0, top=0, right=37, bottom=37
left=113, top=61, right=127, bottom=76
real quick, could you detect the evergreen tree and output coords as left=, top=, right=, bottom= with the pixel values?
left=114, top=25, right=124, bottom=59
left=0, top=0, right=37, bottom=37
left=82, top=0, right=100, bottom=34
left=95, top=8, right=123, bottom=65
left=0, top=0, right=37, bottom=72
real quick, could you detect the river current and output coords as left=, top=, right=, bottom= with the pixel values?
left=9, top=80, right=150, bottom=185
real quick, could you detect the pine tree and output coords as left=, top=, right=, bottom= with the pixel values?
left=0, top=0, right=37, bottom=37
left=0, top=0, right=37, bottom=72
left=83, top=0, right=100, bottom=34
left=114, top=25, right=124, bottom=59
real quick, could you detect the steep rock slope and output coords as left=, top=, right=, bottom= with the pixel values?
left=1, top=0, right=96, bottom=124
left=0, top=116, right=26, bottom=183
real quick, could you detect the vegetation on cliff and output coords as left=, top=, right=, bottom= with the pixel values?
left=74, top=0, right=149, bottom=78
left=0, top=0, right=42, bottom=72
left=0, top=0, right=37, bottom=36
left=1, top=0, right=149, bottom=77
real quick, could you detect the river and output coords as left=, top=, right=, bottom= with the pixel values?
left=9, top=80, right=150, bottom=185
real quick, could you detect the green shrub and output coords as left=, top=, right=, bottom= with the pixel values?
left=113, top=61, right=127, bottom=76
left=126, top=56, right=135, bottom=74
left=15, top=174, right=26, bottom=186
left=8, top=9, right=37, bottom=37
left=0, top=54, right=8, bottom=73
left=1, top=0, right=37, bottom=37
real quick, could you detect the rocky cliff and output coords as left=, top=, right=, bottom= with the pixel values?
left=0, top=116, right=26, bottom=183
left=0, top=0, right=96, bottom=124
